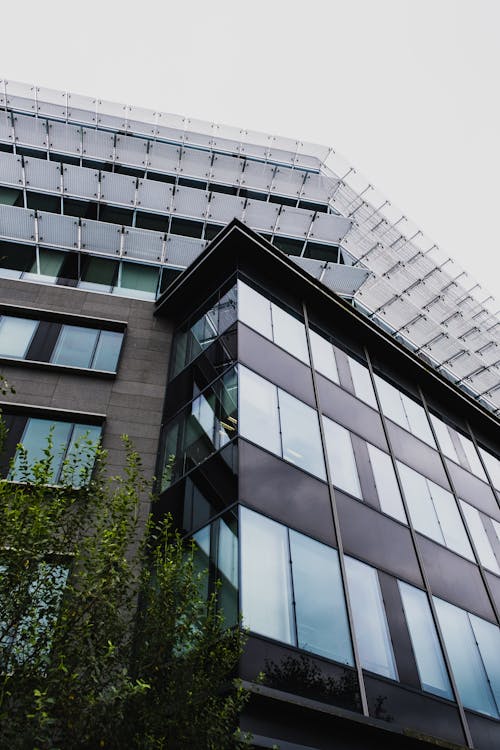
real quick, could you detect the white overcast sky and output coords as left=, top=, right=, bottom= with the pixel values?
left=2, top=0, right=499, bottom=305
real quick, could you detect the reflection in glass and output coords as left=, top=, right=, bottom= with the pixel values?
left=374, top=375, right=435, bottom=447
left=478, top=446, right=500, bottom=490
left=345, top=556, right=397, bottom=679
left=398, top=582, right=452, bottom=699
left=92, top=330, right=123, bottom=372
left=323, top=417, right=361, bottom=498
left=271, top=302, right=309, bottom=364
left=279, top=390, right=325, bottom=480
left=240, top=507, right=294, bottom=644
left=460, top=501, right=500, bottom=574
left=469, top=613, right=500, bottom=714
left=348, top=356, right=377, bottom=409
left=290, top=530, right=353, bottom=664
left=434, top=597, right=499, bottom=718
left=51, top=325, right=99, bottom=368
left=237, top=279, right=272, bottom=339
left=367, top=444, right=406, bottom=523
left=239, top=366, right=281, bottom=456
left=309, top=330, right=339, bottom=384
left=456, top=432, right=487, bottom=481
left=429, top=414, right=460, bottom=463
left=0, top=316, right=37, bottom=359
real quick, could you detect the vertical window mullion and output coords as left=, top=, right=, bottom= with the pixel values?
left=286, top=527, right=298, bottom=649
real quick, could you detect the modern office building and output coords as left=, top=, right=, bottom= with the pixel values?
left=0, top=80, right=499, bottom=750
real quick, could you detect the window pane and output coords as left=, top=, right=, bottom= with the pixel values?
left=119, top=263, right=158, bottom=299
left=374, top=375, right=408, bottom=429
left=38, top=248, right=64, bottom=278
left=345, top=556, right=397, bottom=679
left=397, top=462, right=444, bottom=544
left=10, top=418, right=72, bottom=483
left=239, top=366, right=281, bottom=456
left=434, top=597, right=498, bottom=717
left=430, top=415, right=460, bottom=463
left=430, top=483, right=473, bottom=559
left=401, top=395, right=435, bottom=447
left=348, top=357, right=377, bottom=409
left=460, top=501, right=500, bottom=574
left=237, top=280, right=272, bottom=339
left=63, top=424, right=101, bottom=486
left=92, top=330, right=123, bottom=372
left=323, top=416, right=361, bottom=498
left=217, top=518, right=239, bottom=626
left=469, top=614, right=500, bottom=714
left=79, top=256, right=117, bottom=292
left=456, top=433, right=487, bottom=481
left=271, top=303, right=309, bottom=364
left=478, top=447, right=500, bottom=490
left=240, top=507, right=294, bottom=644
left=51, top=325, right=99, bottom=368
left=290, top=530, right=353, bottom=665
left=309, top=330, right=339, bottom=384
left=367, top=444, right=406, bottom=523
left=398, top=582, right=452, bottom=699
left=278, top=390, right=325, bottom=480
left=0, top=316, right=37, bottom=358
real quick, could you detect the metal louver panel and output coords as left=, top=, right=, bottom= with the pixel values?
left=13, top=114, right=47, bottom=149
left=275, top=207, right=313, bottom=238
left=62, top=164, right=99, bottom=200
left=240, top=161, right=274, bottom=191
left=82, top=129, right=114, bottom=161
left=302, top=172, right=338, bottom=202
left=209, top=154, right=242, bottom=185
left=0, top=112, right=12, bottom=143
left=0, top=204, right=35, bottom=241
left=37, top=211, right=79, bottom=249
left=100, top=172, right=136, bottom=206
left=311, top=213, right=352, bottom=243
left=178, top=148, right=211, bottom=180
left=24, top=158, right=61, bottom=193
left=81, top=218, right=121, bottom=255
left=271, top=167, right=305, bottom=198
left=123, top=227, right=164, bottom=262
left=0, top=152, right=23, bottom=187
left=243, top=200, right=279, bottom=232
left=115, top=135, right=148, bottom=168
left=48, top=121, right=82, bottom=154
left=136, top=179, right=171, bottom=212
left=164, top=234, right=205, bottom=266
left=148, top=141, right=179, bottom=173
left=207, top=193, right=244, bottom=224
left=172, top=185, right=208, bottom=220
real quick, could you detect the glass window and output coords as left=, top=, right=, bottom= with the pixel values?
left=270, top=303, right=309, bottom=364
left=0, top=316, right=37, bottom=359
left=460, top=501, right=500, bottom=574
left=348, top=356, right=377, bottom=409
left=456, top=432, right=487, bottom=481
left=240, top=507, right=294, bottom=644
left=237, top=279, right=272, bottom=339
left=278, top=390, right=325, bottom=480
left=117, top=263, right=159, bottom=300
left=374, top=375, right=435, bottom=447
left=429, top=414, right=460, bottom=463
left=478, top=447, right=500, bottom=490
left=323, top=416, right=361, bottom=498
left=367, top=444, right=406, bottom=523
left=217, top=517, right=239, bottom=625
left=397, top=462, right=473, bottom=559
left=309, top=330, right=339, bottom=384
left=398, top=582, right=452, bottom=699
left=51, top=325, right=99, bottom=368
left=37, top=248, right=64, bottom=280
left=345, top=556, right=397, bottom=679
left=92, top=330, right=123, bottom=372
left=434, top=597, right=499, bottom=718
left=78, top=256, right=117, bottom=292
left=9, top=418, right=100, bottom=485
left=290, top=530, right=353, bottom=665
left=469, top=613, right=500, bottom=713
left=239, top=366, right=281, bottom=456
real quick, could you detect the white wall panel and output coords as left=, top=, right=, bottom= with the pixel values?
left=67, top=93, right=97, bottom=125
left=100, top=172, right=136, bottom=206
left=13, top=114, right=47, bottom=149
left=123, top=227, right=164, bottom=262
left=37, top=211, right=79, bottom=249
left=0, top=152, right=23, bottom=187
left=24, top=158, right=61, bottom=193
left=81, top=218, right=121, bottom=255
left=63, top=164, right=99, bottom=200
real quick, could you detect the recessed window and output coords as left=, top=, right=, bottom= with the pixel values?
left=367, top=443, right=406, bottom=523
left=460, top=500, right=500, bottom=574
left=478, top=446, right=500, bottom=490
left=322, top=416, right=361, bottom=498
left=374, top=375, right=435, bottom=447
left=309, top=329, right=339, bottom=384
left=347, top=356, right=378, bottom=409
left=51, top=325, right=123, bottom=372
left=0, top=316, right=37, bottom=359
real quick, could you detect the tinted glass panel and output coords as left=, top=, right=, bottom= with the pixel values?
left=10, top=418, right=72, bottom=483
left=456, top=432, right=487, bottom=481
left=237, top=280, right=272, bottom=339
left=429, top=414, right=460, bottom=463
left=348, top=357, right=377, bottom=409
left=51, top=325, right=99, bottom=368
left=478, top=447, right=500, bottom=490
left=0, top=316, right=37, bottom=358
left=278, top=390, right=325, bottom=480
left=398, top=581, right=452, bottom=699
left=374, top=375, right=435, bottom=446
left=460, top=501, right=500, bottom=574
left=240, top=507, right=294, bottom=644
left=345, top=556, right=397, bottom=679
left=63, top=423, right=102, bottom=487
left=323, top=417, right=361, bottom=498
left=434, top=597, right=499, bottom=718
left=430, top=483, right=474, bottom=559
left=397, top=462, right=444, bottom=546
left=239, top=366, right=281, bottom=456
left=270, top=303, right=309, bottom=364
left=92, top=330, right=123, bottom=372
left=469, top=613, right=500, bottom=713
left=118, top=263, right=158, bottom=299
left=367, top=444, right=406, bottom=523
left=309, top=330, right=339, bottom=384
left=290, top=530, right=353, bottom=665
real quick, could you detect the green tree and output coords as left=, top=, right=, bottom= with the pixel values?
left=0, top=428, right=248, bottom=749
